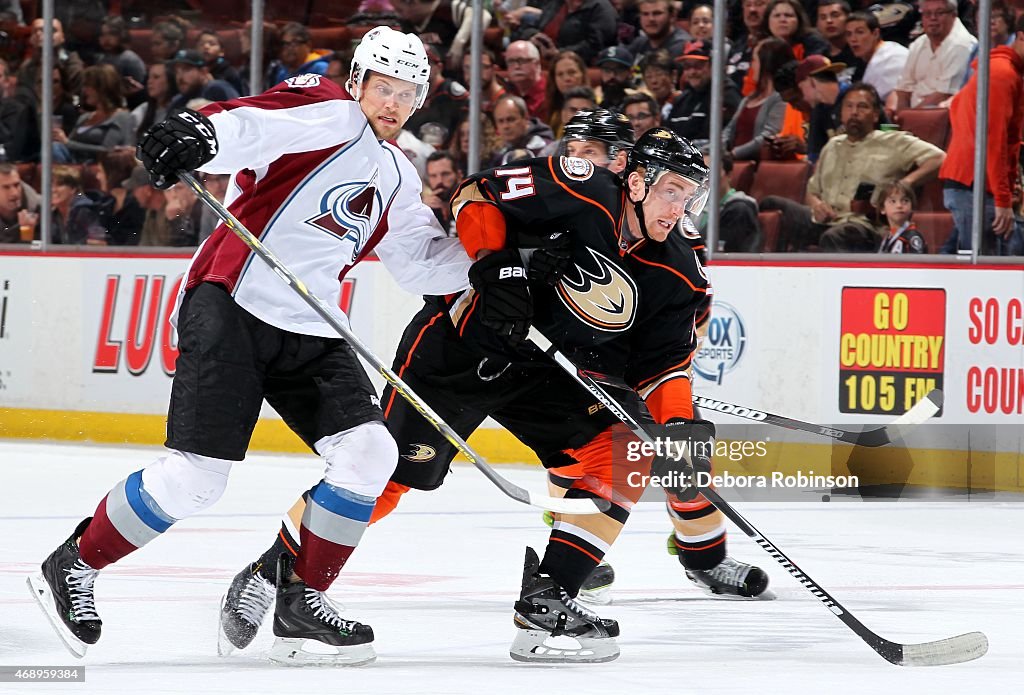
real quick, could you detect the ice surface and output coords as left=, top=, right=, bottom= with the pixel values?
left=1, top=441, right=1021, bottom=694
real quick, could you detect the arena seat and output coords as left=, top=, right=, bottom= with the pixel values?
left=915, top=178, right=946, bottom=213
left=749, top=161, right=812, bottom=252
left=896, top=108, right=951, bottom=149
left=729, top=160, right=756, bottom=194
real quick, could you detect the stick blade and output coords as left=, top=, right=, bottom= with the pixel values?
left=897, top=631, right=988, bottom=667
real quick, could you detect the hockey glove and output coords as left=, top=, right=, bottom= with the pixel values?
left=527, top=231, right=572, bottom=286
left=652, top=418, right=715, bottom=503
left=468, top=249, right=533, bottom=344
left=137, top=109, right=219, bottom=189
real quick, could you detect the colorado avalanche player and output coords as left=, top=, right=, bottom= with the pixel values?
left=27, top=26, right=471, bottom=667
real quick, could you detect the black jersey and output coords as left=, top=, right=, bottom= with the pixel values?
left=447, top=155, right=710, bottom=392
left=878, top=223, right=927, bottom=254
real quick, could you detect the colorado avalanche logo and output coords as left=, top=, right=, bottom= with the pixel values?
left=556, top=247, right=638, bottom=332
left=305, top=177, right=382, bottom=261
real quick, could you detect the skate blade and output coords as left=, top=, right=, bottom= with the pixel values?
left=690, top=582, right=777, bottom=601
left=577, top=585, right=613, bottom=606
left=268, top=637, right=376, bottom=667
left=216, top=595, right=237, bottom=657
left=509, top=629, right=619, bottom=663
left=26, top=574, right=89, bottom=659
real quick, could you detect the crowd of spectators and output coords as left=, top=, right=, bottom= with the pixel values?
left=0, top=0, right=1021, bottom=255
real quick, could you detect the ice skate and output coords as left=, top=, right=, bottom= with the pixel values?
left=269, top=556, right=375, bottom=666
left=667, top=533, right=774, bottom=599
left=217, top=563, right=276, bottom=655
left=510, top=547, right=620, bottom=663
left=27, top=518, right=102, bottom=658
left=577, top=561, right=615, bottom=605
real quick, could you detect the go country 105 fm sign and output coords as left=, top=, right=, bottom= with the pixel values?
left=838, top=287, right=945, bottom=415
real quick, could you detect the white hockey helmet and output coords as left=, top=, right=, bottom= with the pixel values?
left=348, top=26, right=430, bottom=109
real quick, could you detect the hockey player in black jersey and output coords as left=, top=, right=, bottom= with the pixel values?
left=220, top=127, right=770, bottom=663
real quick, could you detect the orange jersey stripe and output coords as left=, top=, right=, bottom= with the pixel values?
left=384, top=311, right=445, bottom=417
left=630, top=252, right=704, bottom=292
left=546, top=158, right=617, bottom=228
left=638, top=356, right=693, bottom=390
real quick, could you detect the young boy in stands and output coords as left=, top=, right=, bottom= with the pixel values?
left=875, top=179, right=926, bottom=253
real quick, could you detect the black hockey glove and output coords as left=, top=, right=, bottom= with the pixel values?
left=527, top=231, right=572, bottom=286
left=137, top=109, right=218, bottom=189
left=468, top=249, right=533, bottom=345
left=652, top=418, right=715, bottom=502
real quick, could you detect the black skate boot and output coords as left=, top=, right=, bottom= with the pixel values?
left=269, top=555, right=375, bottom=666
left=577, top=561, right=616, bottom=605
left=27, top=518, right=102, bottom=658
left=217, top=563, right=276, bottom=655
left=510, top=547, right=620, bottom=663
left=667, top=532, right=774, bottom=599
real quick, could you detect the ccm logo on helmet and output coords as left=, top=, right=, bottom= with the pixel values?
left=499, top=267, right=527, bottom=280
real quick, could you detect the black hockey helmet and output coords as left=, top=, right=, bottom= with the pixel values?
left=561, top=108, right=636, bottom=159
left=626, top=127, right=710, bottom=217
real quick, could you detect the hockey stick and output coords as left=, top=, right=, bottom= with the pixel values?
left=528, top=327, right=987, bottom=666
left=692, top=391, right=943, bottom=447
left=178, top=172, right=605, bottom=516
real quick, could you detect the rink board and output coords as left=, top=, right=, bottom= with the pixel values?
left=0, top=252, right=1021, bottom=488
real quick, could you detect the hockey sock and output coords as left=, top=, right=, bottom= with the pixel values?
left=79, top=471, right=176, bottom=569
left=369, top=480, right=410, bottom=524
left=538, top=536, right=603, bottom=597
left=293, top=480, right=374, bottom=591
left=254, top=523, right=299, bottom=584
left=667, top=497, right=727, bottom=571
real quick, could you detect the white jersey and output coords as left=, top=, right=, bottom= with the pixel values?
left=176, top=74, right=471, bottom=337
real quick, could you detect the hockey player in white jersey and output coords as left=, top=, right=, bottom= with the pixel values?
left=27, top=27, right=471, bottom=666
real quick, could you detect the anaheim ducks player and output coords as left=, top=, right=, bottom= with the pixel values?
left=219, top=128, right=770, bottom=664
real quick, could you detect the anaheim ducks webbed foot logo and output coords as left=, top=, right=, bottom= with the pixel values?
left=556, top=247, right=637, bottom=331
left=403, top=444, right=437, bottom=462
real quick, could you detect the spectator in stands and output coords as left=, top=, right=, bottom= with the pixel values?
left=51, top=66, right=80, bottom=137
left=666, top=41, right=741, bottom=147
left=324, top=50, right=352, bottom=90
left=197, top=172, right=230, bottom=243
left=239, top=20, right=279, bottom=95
left=939, top=17, right=1024, bottom=256
left=639, top=49, right=679, bottom=116
left=796, top=55, right=849, bottom=162
left=892, top=0, right=976, bottom=113
left=688, top=4, right=716, bottom=42
left=722, top=37, right=792, bottom=160
left=546, top=51, right=591, bottom=138
left=96, top=16, right=146, bottom=96
left=696, top=150, right=762, bottom=252
left=264, top=22, right=331, bottom=87
left=490, top=94, right=555, bottom=166
left=450, top=113, right=501, bottom=172
left=816, top=1, right=859, bottom=70
left=845, top=10, right=908, bottom=103
left=117, top=165, right=168, bottom=246
left=761, top=0, right=829, bottom=61
left=504, top=40, right=549, bottom=123
left=0, top=0, right=22, bottom=24
left=19, top=17, right=84, bottom=94
left=874, top=179, right=926, bottom=253
left=622, top=92, right=662, bottom=139
left=405, top=45, right=468, bottom=148
left=131, top=62, right=174, bottom=140
left=150, top=20, right=187, bottom=64
left=594, top=46, right=638, bottom=111
left=960, top=2, right=1017, bottom=87
left=0, top=163, right=41, bottom=243
left=728, top=0, right=769, bottom=91
left=0, top=58, right=34, bottom=161
left=196, top=29, right=244, bottom=96
left=396, top=0, right=457, bottom=63
left=49, top=166, right=107, bottom=245
left=53, top=65, right=134, bottom=164
left=766, top=58, right=811, bottom=161
left=462, top=49, right=506, bottom=114
left=761, top=83, right=944, bottom=251
left=628, top=0, right=692, bottom=60
left=446, top=1, right=494, bottom=71
left=505, top=0, right=618, bottom=65
left=168, top=50, right=240, bottom=113
left=541, top=85, right=598, bottom=153
left=423, top=150, right=461, bottom=234
left=97, top=151, right=144, bottom=246
left=162, top=180, right=201, bottom=247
